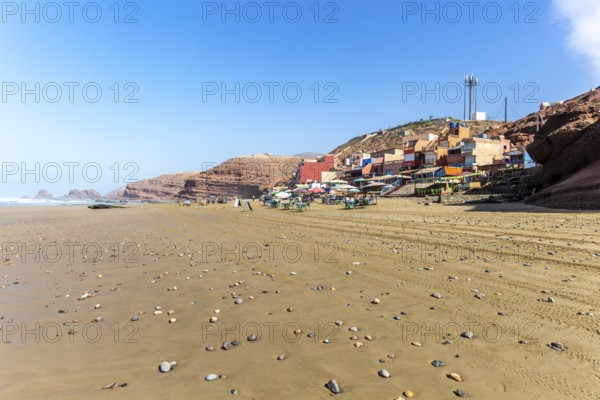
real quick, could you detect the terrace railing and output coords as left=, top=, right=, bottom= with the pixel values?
left=380, top=179, right=403, bottom=196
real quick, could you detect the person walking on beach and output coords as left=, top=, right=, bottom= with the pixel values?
left=242, top=198, right=253, bottom=211
left=252, top=195, right=255, bottom=202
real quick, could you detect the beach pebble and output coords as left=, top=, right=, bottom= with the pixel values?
left=94, top=304, right=101, bottom=309
left=378, top=369, right=391, bottom=378
left=431, top=360, right=446, bottom=367
left=364, top=335, right=373, bottom=341
left=371, top=298, right=380, bottom=304
left=431, top=292, right=442, bottom=299
left=404, top=390, right=414, bottom=398
left=549, top=342, right=564, bottom=352
left=169, top=318, right=176, bottom=323
left=354, top=342, right=363, bottom=348
left=205, top=345, right=214, bottom=351
left=454, top=389, right=467, bottom=397
left=460, top=331, right=474, bottom=339
left=234, top=298, right=243, bottom=305
left=130, top=316, right=139, bottom=322
left=159, top=362, right=172, bottom=373
left=231, top=389, right=238, bottom=395
left=154, top=310, right=163, bottom=315
left=411, top=341, right=421, bottom=346
left=349, top=326, right=358, bottom=332
left=447, top=373, right=463, bottom=382
left=247, top=334, right=257, bottom=342
left=210, top=316, right=218, bottom=323
left=326, top=378, right=341, bottom=394
left=277, top=354, right=286, bottom=361
left=205, top=374, right=218, bottom=381
left=335, top=320, right=343, bottom=326
left=167, top=310, right=175, bottom=316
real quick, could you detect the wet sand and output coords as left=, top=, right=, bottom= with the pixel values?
left=1, top=200, right=600, bottom=399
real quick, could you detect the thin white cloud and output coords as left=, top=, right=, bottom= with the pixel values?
left=553, top=0, right=600, bottom=82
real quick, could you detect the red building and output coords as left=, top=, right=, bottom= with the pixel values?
left=297, top=154, right=336, bottom=183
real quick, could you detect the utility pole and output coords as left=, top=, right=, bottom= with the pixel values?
left=474, top=76, right=479, bottom=117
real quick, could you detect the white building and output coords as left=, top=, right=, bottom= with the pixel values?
left=472, top=112, right=486, bottom=121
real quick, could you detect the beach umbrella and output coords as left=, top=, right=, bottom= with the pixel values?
left=327, top=179, right=348, bottom=185
left=309, top=187, right=325, bottom=193
left=275, top=192, right=290, bottom=198
left=349, top=188, right=361, bottom=193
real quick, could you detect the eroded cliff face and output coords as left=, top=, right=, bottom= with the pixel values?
left=525, top=89, right=600, bottom=209
left=123, top=155, right=300, bottom=200
left=527, top=160, right=600, bottom=210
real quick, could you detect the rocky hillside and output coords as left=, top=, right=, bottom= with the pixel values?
left=123, top=155, right=300, bottom=200
left=330, top=119, right=506, bottom=161
left=120, top=87, right=600, bottom=208
left=524, top=88, right=600, bottom=209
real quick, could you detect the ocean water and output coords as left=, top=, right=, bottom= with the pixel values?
left=0, top=198, right=96, bottom=207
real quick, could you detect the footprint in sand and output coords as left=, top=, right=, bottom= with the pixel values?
left=482, top=380, right=507, bottom=392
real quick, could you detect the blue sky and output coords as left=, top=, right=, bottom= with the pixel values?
left=0, top=0, right=598, bottom=197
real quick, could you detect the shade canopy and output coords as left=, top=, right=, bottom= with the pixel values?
left=274, top=192, right=290, bottom=198
left=362, top=182, right=388, bottom=188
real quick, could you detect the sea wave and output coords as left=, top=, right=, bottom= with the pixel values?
left=0, top=198, right=95, bottom=207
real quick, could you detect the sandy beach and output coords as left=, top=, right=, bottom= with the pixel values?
left=1, top=200, right=600, bottom=399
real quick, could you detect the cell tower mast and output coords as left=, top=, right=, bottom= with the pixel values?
left=464, top=74, right=479, bottom=120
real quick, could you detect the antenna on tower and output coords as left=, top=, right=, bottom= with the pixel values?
left=463, top=73, right=479, bottom=120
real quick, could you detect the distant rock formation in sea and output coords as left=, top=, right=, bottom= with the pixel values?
left=104, top=187, right=126, bottom=200
left=62, top=189, right=104, bottom=200
left=34, top=189, right=54, bottom=199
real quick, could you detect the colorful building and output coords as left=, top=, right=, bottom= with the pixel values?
left=403, top=139, right=433, bottom=169
left=461, top=135, right=510, bottom=170
left=296, top=154, right=336, bottom=183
